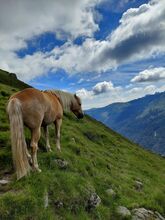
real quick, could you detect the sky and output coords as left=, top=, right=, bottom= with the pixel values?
left=0, top=0, right=165, bottom=109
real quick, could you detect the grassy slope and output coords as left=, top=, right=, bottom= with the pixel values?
left=0, top=70, right=165, bottom=219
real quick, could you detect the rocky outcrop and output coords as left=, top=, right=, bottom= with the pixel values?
left=116, top=206, right=131, bottom=218
left=54, top=159, right=69, bottom=169
left=132, top=208, right=165, bottom=220
left=0, top=179, right=10, bottom=185
left=86, top=193, right=101, bottom=210
left=105, top=188, right=116, bottom=197
left=134, top=180, right=143, bottom=191
left=115, top=206, right=165, bottom=220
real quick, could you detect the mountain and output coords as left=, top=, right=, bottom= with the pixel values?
left=0, top=69, right=165, bottom=219
left=86, top=92, right=165, bottom=155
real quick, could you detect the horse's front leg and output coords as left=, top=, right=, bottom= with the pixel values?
left=55, top=118, right=62, bottom=151
left=30, top=127, right=41, bottom=172
left=43, top=125, right=52, bottom=152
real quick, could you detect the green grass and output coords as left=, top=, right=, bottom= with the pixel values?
left=0, top=69, right=165, bottom=219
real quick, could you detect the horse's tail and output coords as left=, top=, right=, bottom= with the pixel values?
left=7, top=98, right=30, bottom=179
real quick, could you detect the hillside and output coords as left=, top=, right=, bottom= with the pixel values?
left=0, top=69, right=30, bottom=90
left=0, top=69, right=165, bottom=219
left=86, top=93, right=165, bottom=156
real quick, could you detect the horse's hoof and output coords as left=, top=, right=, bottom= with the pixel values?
left=37, top=168, right=42, bottom=173
left=57, top=147, right=61, bottom=152
left=46, top=146, right=52, bottom=152
left=32, top=167, right=42, bottom=173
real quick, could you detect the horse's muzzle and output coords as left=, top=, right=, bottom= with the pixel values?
left=77, top=113, right=84, bottom=119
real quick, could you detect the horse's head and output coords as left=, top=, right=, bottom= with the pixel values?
left=71, top=94, right=84, bottom=119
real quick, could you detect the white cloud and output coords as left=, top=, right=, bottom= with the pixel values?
left=77, top=81, right=165, bottom=110
left=76, top=80, right=123, bottom=108
left=0, top=0, right=165, bottom=82
left=144, top=85, right=157, bottom=93
left=42, top=0, right=165, bottom=75
left=89, top=0, right=165, bottom=72
left=76, top=88, right=93, bottom=99
left=127, top=85, right=157, bottom=96
left=76, top=80, right=118, bottom=98
left=131, top=67, right=165, bottom=83
left=0, top=0, right=101, bottom=50
left=78, top=78, right=84, bottom=84
left=93, top=81, right=114, bottom=94
left=0, top=0, right=104, bottom=81
left=0, top=51, right=53, bottom=81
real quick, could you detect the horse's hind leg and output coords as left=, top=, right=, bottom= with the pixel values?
left=55, top=118, right=62, bottom=151
left=25, top=146, right=32, bottom=165
left=43, top=126, right=52, bottom=152
left=30, top=127, right=41, bottom=172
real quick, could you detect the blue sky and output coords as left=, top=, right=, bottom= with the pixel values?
left=0, top=0, right=165, bottom=109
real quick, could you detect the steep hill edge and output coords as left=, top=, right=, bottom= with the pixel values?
left=0, top=69, right=31, bottom=90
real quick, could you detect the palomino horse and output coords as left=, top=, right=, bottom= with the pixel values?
left=7, top=88, right=83, bottom=179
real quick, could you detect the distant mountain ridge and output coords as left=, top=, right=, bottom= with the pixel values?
left=86, top=92, right=165, bottom=155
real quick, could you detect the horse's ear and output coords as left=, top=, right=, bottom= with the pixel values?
left=74, top=94, right=77, bottom=98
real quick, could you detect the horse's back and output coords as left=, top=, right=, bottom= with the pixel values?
left=12, top=88, right=43, bottom=101
left=10, top=88, right=46, bottom=128
left=9, top=88, right=63, bottom=128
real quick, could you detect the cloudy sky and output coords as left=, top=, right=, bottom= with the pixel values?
left=0, top=0, right=165, bottom=109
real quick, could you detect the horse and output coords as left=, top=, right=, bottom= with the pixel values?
left=7, top=88, right=84, bottom=180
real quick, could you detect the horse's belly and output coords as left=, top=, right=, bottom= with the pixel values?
left=43, top=111, right=62, bottom=125
left=42, top=117, right=54, bottom=125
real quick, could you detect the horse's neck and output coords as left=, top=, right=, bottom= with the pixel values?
left=53, top=90, right=73, bottom=112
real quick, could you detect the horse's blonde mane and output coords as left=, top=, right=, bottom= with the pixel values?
left=46, top=90, right=75, bottom=112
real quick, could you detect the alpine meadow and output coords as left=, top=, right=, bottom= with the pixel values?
left=0, top=69, right=165, bottom=219
left=0, top=0, right=165, bottom=219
